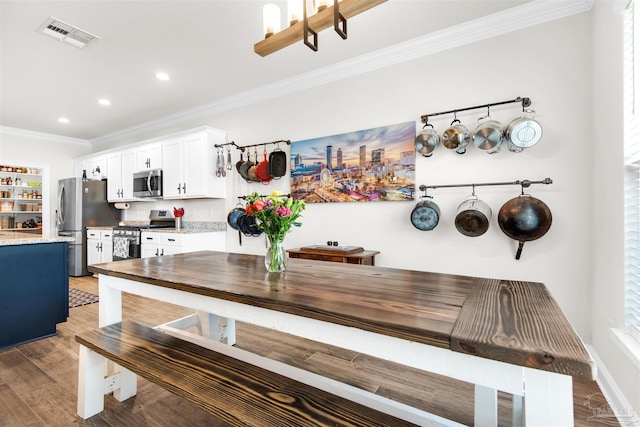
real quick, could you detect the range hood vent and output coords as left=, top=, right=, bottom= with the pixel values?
left=37, top=17, right=100, bottom=48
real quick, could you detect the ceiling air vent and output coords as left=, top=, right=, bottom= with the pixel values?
left=37, top=17, right=100, bottom=48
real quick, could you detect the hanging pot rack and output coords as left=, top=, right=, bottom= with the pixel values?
left=215, top=139, right=291, bottom=152
left=237, top=193, right=292, bottom=200
left=418, top=177, right=552, bottom=198
left=420, top=97, right=532, bottom=124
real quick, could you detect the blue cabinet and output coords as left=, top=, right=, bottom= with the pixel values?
left=0, top=242, right=69, bottom=350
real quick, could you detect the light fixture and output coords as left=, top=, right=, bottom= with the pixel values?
left=98, top=98, right=111, bottom=106
left=155, top=72, right=170, bottom=81
left=58, top=117, right=69, bottom=124
left=287, top=0, right=303, bottom=25
left=254, top=0, right=387, bottom=57
left=263, top=4, right=281, bottom=38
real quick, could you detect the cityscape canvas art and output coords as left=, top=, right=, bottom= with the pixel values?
left=290, top=121, right=416, bottom=203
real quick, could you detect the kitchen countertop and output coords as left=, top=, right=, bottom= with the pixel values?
left=89, top=251, right=596, bottom=380
left=0, top=232, right=75, bottom=246
left=119, top=221, right=227, bottom=233
left=86, top=226, right=115, bottom=230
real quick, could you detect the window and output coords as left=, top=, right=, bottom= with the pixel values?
left=624, top=0, right=640, bottom=343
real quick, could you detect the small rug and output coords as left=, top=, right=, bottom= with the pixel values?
left=69, top=287, right=99, bottom=308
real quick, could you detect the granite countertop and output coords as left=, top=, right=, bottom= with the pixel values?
left=0, top=232, right=75, bottom=246
left=123, top=221, right=227, bottom=233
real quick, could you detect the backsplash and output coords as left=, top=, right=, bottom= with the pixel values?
left=121, top=199, right=226, bottom=223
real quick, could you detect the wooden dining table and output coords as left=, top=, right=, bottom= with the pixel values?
left=88, top=250, right=596, bottom=426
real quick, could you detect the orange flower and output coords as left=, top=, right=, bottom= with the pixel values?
left=252, top=200, right=266, bottom=212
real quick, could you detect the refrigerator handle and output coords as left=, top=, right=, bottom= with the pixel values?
left=56, top=185, right=65, bottom=229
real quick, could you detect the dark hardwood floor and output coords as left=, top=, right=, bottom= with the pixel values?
left=0, top=276, right=620, bottom=426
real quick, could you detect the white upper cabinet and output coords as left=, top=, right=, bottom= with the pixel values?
left=75, top=155, right=107, bottom=179
left=136, top=143, right=162, bottom=171
left=162, top=127, right=226, bottom=199
left=107, top=149, right=137, bottom=202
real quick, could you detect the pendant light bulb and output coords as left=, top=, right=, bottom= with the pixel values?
left=287, top=0, right=302, bottom=26
left=263, top=4, right=281, bottom=38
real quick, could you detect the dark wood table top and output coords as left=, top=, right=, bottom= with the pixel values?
left=89, top=250, right=595, bottom=379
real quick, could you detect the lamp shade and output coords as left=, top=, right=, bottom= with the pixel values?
left=263, top=4, right=281, bottom=38
left=288, top=0, right=303, bottom=25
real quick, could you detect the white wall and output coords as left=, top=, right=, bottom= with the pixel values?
left=0, top=130, right=91, bottom=235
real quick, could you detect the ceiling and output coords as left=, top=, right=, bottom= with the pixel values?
left=0, top=0, right=584, bottom=144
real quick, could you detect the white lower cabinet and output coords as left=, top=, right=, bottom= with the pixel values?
left=87, top=229, right=113, bottom=265
left=141, top=231, right=225, bottom=258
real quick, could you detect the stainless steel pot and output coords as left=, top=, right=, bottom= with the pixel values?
left=410, top=199, right=441, bottom=231
left=455, top=196, right=492, bottom=237
left=472, top=116, right=503, bottom=154
left=442, top=119, right=470, bottom=154
left=505, top=110, right=543, bottom=152
left=415, top=124, right=440, bottom=157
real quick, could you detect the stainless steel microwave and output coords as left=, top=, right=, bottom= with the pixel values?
left=133, top=169, right=163, bottom=198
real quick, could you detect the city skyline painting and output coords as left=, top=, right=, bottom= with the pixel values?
left=290, top=121, right=416, bottom=203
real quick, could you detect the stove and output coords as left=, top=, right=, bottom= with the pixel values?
left=112, top=210, right=176, bottom=260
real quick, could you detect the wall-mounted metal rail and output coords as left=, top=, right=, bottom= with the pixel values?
left=418, top=178, right=552, bottom=197
left=237, top=193, right=292, bottom=200
left=216, top=139, right=291, bottom=152
left=420, top=97, right=531, bottom=124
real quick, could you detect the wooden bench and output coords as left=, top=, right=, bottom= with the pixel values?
left=75, top=320, right=414, bottom=426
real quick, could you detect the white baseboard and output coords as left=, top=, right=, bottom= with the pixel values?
left=586, top=344, right=640, bottom=427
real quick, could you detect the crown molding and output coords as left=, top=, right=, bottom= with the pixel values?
left=89, top=0, right=593, bottom=147
left=0, top=126, right=90, bottom=146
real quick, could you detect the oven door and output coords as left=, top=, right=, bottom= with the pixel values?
left=133, top=169, right=163, bottom=198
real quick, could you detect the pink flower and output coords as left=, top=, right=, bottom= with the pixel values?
left=276, top=206, right=292, bottom=217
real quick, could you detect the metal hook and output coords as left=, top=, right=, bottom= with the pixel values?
left=472, top=184, right=476, bottom=197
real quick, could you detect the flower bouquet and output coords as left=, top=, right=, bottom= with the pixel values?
left=245, top=191, right=306, bottom=272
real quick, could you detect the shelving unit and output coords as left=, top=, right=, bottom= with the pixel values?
left=0, top=165, right=43, bottom=233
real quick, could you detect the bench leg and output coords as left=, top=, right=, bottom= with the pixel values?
left=197, top=311, right=236, bottom=346
left=512, top=394, right=524, bottom=427
left=474, top=384, right=498, bottom=426
left=77, top=345, right=105, bottom=419
left=113, top=365, right=137, bottom=402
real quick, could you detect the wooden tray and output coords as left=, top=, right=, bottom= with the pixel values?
left=299, top=245, right=364, bottom=255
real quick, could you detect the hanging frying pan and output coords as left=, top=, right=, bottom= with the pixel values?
left=498, top=194, right=552, bottom=260
left=255, top=148, right=273, bottom=184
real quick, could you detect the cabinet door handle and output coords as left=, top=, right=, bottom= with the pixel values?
left=146, top=237, right=153, bottom=240
left=168, top=238, right=175, bottom=242
left=96, top=243, right=100, bottom=250
left=182, top=183, right=186, bottom=194
left=155, top=249, right=159, bottom=256
left=99, top=242, right=103, bottom=252
left=177, top=184, right=181, bottom=194
left=161, top=248, right=164, bottom=256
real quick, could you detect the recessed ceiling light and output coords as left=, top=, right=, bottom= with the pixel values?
left=98, top=98, right=111, bottom=106
left=58, top=117, right=69, bottom=124
left=155, top=72, right=170, bottom=81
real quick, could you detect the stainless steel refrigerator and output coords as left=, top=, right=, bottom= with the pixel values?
left=56, top=178, right=120, bottom=276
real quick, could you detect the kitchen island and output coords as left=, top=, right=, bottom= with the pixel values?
left=85, top=251, right=595, bottom=426
left=0, top=232, right=73, bottom=350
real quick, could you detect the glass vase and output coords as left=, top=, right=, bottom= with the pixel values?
left=265, top=237, right=287, bottom=272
